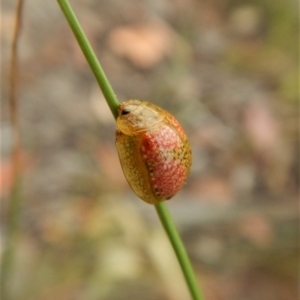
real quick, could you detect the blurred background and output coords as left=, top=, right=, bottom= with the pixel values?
left=1, top=0, right=299, bottom=299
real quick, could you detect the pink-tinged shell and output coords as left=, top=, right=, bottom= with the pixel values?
left=115, top=100, right=192, bottom=204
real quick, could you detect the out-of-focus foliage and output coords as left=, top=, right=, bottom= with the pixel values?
left=1, top=0, right=298, bottom=299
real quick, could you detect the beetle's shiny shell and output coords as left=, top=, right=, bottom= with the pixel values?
left=115, top=100, right=192, bottom=204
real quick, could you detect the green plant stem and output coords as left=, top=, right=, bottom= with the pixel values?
left=155, top=202, right=204, bottom=300
left=57, top=1, right=204, bottom=299
left=2, top=1, right=24, bottom=299
left=56, top=0, right=119, bottom=119
left=2, top=177, right=22, bottom=300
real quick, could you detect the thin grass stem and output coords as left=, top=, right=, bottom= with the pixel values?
left=2, top=1, right=25, bottom=299
left=56, top=1, right=204, bottom=299
left=155, top=202, right=204, bottom=300
left=56, top=0, right=119, bottom=119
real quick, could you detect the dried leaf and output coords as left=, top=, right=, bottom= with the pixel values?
left=107, top=24, right=173, bottom=69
